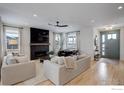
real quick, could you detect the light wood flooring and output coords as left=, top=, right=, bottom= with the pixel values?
left=37, top=58, right=124, bottom=85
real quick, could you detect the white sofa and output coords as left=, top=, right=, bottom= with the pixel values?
left=1, top=56, right=36, bottom=85
left=43, top=56, right=91, bottom=85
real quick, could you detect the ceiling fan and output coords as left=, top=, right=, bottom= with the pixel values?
left=48, top=21, right=68, bottom=27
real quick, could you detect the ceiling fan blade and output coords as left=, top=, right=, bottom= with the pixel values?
left=62, top=25, right=68, bottom=27
left=57, top=25, right=68, bottom=27
left=48, top=21, right=68, bottom=27
left=48, top=23, right=53, bottom=26
left=48, top=23, right=57, bottom=27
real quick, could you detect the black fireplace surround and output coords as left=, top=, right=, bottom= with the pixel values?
left=31, top=45, right=49, bottom=60
left=30, top=27, right=49, bottom=60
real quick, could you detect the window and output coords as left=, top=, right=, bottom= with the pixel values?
left=102, top=44, right=105, bottom=56
left=54, top=33, right=61, bottom=51
left=5, top=27, right=20, bottom=53
left=102, top=44, right=105, bottom=48
left=102, top=47, right=105, bottom=51
left=102, top=51, right=105, bottom=56
left=108, top=34, right=111, bottom=39
left=66, top=32, right=77, bottom=49
left=102, top=34, right=105, bottom=43
left=112, top=34, right=117, bottom=39
left=107, top=33, right=117, bottom=40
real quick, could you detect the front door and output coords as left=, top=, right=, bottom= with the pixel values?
left=100, top=30, right=120, bottom=59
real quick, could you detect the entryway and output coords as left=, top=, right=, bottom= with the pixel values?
left=100, top=30, right=120, bottom=59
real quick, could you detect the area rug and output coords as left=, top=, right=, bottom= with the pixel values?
left=17, top=60, right=48, bottom=85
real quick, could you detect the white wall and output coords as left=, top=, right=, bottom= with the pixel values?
left=0, top=17, right=4, bottom=76
left=0, top=17, right=4, bottom=65
left=80, top=27, right=94, bottom=60
left=0, top=17, right=2, bottom=66
left=49, top=31, right=54, bottom=51
left=120, top=27, right=124, bottom=61
left=0, top=18, right=1, bottom=65
left=22, top=27, right=30, bottom=61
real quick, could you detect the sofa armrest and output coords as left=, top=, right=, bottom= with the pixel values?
left=43, top=60, right=65, bottom=85
left=1, top=61, right=36, bottom=85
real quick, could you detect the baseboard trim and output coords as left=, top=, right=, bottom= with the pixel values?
left=120, top=60, right=124, bottom=62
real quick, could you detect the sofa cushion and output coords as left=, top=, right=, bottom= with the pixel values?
left=6, top=56, right=17, bottom=65
left=15, top=57, right=28, bottom=63
left=77, top=54, right=87, bottom=60
left=73, top=55, right=78, bottom=61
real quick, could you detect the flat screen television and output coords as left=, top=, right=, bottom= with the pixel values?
left=30, top=28, right=49, bottom=43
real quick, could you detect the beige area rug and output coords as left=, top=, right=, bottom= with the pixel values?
left=17, top=60, right=48, bottom=85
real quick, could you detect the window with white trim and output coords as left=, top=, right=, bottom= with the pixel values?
left=66, top=32, right=77, bottom=49
left=54, top=33, right=61, bottom=52
left=4, top=27, right=20, bottom=53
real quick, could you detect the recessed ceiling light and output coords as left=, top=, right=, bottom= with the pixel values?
left=91, top=20, right=95, bottom=23
left=33, top=14, right=37, bottom=17
left=118, top=6, right=123, bottom=10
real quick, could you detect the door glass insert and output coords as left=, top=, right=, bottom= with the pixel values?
left=112, top=34, right=117, bottom=39
left=102, top=51, right=105, bottom=56
left=102, top=44, right=105, bottom=47
left=108, top=34, right=111, bottom=39
left=102, top=35, right=105, bottom=43
left=102, top=47, right=105, bottom=51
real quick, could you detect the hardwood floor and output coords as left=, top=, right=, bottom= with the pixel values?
left=37, top=58, right=124, bottom=85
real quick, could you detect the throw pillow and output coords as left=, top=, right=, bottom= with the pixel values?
left=51, top=56, right=58, bottom=63
left=6, top=56, right=17, bottom=65
left=6, top=53, right=13, bottom=58
left=73, top=55, right=78, bottom=61
left=57, top=57, right=65, bottom=65
left=64, top=56, right=76, bottom=69
left=6, top=53, right=13, bottom=65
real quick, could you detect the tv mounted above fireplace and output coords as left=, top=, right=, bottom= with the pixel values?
left=30, top=28, right=49, bottom=43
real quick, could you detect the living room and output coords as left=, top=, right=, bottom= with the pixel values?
left=0, top=3, right=124, bottom=87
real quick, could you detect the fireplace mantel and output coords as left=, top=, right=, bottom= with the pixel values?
left=30, top=43, right=50, bottom=46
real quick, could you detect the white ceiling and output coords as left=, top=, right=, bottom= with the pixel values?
left=0, top=3, right=124, bottom=32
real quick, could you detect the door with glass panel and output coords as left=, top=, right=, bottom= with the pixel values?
left=100, top=30, right=120, bottom=59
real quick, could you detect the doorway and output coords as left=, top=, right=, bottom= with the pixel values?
left=100, top=30, right=120, bottom=59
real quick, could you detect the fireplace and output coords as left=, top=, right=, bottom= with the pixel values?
left=35, top=51, right=47, bottom=58
left=30, top=45, right=49, bottom=60
left=30, top=27, right=49, bottom=60
left=35, top=51, right=49, bottom=60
